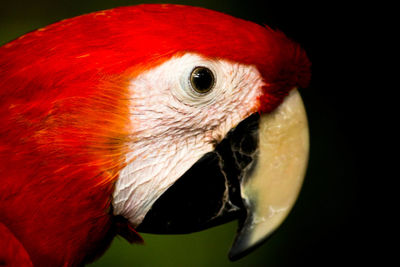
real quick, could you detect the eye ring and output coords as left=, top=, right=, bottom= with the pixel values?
left=189, top=66, right=215, bottom=94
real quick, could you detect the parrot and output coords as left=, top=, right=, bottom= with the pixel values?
left=0, top=4, right=311, bottom=266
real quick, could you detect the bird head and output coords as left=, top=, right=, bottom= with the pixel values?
left=0, top=4, right=310, bottom=264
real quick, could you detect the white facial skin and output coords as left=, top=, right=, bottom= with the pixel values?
left=112, top=53, right=264, bottom=226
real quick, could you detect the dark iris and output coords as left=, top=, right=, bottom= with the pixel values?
left=190, top=67, right=215, bottom=94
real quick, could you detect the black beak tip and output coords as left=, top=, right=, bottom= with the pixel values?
left=228, top=248, right=247, bottom=262
left=228, top=227, right=275, bottom=261
left=228, top=241, right=261, bottom=262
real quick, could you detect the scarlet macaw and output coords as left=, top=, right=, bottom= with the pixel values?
left=0, top=4, right=310, bottom=266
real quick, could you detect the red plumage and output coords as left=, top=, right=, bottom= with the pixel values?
left=0, top=4, right=310, bottom=266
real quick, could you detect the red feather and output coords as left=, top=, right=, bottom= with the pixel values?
left=0, top=4, right=310, bottom=266
left=0, top=222, right=33, bottom=266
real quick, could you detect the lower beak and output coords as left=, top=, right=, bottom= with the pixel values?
left=135, top=89, right=309, bottom=261
left=229, top=89, right=309, bottom=260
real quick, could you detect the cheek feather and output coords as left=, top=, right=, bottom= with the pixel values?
left=112, top=53, right=264, bottom=226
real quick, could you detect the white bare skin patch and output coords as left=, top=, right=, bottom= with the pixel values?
left=112, top=53, right=264, bottom=226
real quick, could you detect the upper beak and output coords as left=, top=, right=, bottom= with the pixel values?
left=229, top=89, right=309, bottom=259
left=135, top=89, right=309, bottom=261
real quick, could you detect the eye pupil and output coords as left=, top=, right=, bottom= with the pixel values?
left=190, top=67, right=215, bottom=94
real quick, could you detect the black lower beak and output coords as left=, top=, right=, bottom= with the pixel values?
left=136, top=113, right=260, bottom=235
left=136, top=90, right=309, bottom=261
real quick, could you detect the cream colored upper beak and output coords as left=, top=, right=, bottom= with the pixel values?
left=229, top=89, right=309, bottom=259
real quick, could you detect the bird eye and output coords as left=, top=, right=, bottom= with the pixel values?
left=190, top=66, right=215, bottom=94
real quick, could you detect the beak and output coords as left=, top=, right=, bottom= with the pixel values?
left=135, top=89, right=309, bottom=261
left=229, top=89, right=309, bottom=260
